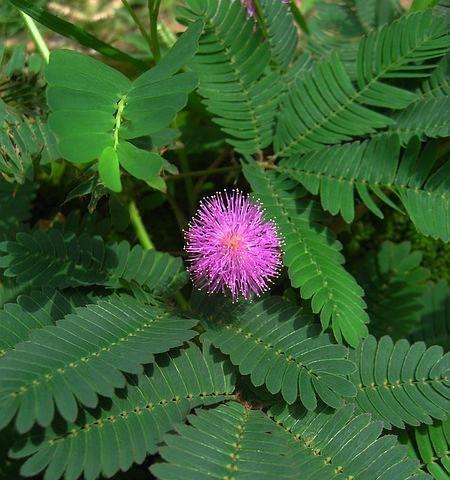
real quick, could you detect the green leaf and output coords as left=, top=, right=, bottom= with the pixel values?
left=389, top=96, right=450, bottom=143
left=269, top=402, right=425, bottom=480
left=0, top=288, right=93, bottom=357
left=98, top=146, right=121, bottom=192
left=356, top=241, right=430, bottom=340
left=243, top=162, right=369, bottom=347
left=196, top=295, right=356, bottom=409
left=357, top=10, right=449, bottom=83
left=410, top=280, right=449, bottom=351
left=349, top=335, right=450, bottom=429
left=274, top=52, right=395, bottom=156
left=410, top=0, right=440, bottom=12
left=0, top=231, right=188, bottom=296
left=0, top=295, right=198, bottom=431
left=399, top=417, right=450, bottom=480
left=0, top=111, right=59, bottom=183
left=180, top=0, right=281, bottom=154
left=396, top=139, right=450, bottom=241
left=276, top=10, right=450, bottom=156
left=117, top=142, right=164, bottom=181
left=354, top=0, right=404, bottom=32
left=145, top=19, right=204, bottom=80
left=8, top=0, right=145, bottom=68
left=418, top=56, right=450, bottom=99
left=152, top=402, right=292, bottom=480
left=260, top=0, right=298, bottom=68
left=278, top=135, right=450, bottom=241
left=278, top=134, right=400, bottom=222
left=11, top=342, right=235, bottom=480
left=46, top=21, right=202, bottom=189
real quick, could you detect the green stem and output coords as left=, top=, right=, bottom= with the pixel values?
left=19, top=11, right=50, bottom=62
left=113, top=96, right=126, bottom=150
left=166, top=165, right=241, bottom=181
left=129, top=200, right=154, bottom=250
left=148, top=0, right=161, bottom=62
left=290, top=0, right=310, bottom=34
left=121, top=0, right=153, bottom=53
left=252, top=0, right=269, bottom=38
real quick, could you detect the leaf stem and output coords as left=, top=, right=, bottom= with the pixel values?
left=252, top=0, right=269, bottom=38
left=129, top=200, right=154, bottom=250
left=113, top=96, right=126, bottom=150
left=289, top=0, right=310, bottom=34
left=19, top=11, right=50, bottom=62
left=148, top=0, right=161, bottom=62
left=121, top=0, right=153, bottom=52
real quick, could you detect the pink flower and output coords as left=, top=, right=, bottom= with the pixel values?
left=185, top=190, right=283, bottom=301
left=242, top=0, right=290, bottom=17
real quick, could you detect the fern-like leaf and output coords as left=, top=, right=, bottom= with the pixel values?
left=418, top=55, right=449, bottom=98
left=349, top=335, right=450, bottom=429
left=243, top=162, right=368, bottom=346
left=276, top=10, right=450, bottom=156
left=356, top=241, right=430, bottom=340
left=197, top=295, right=356, bottom=409
left=269, top=402, right=427, bottom=480
left=152, top=401, right=292, bottom=480
left=0, top=288, right=93, bottom=357
left=400, top=417, right=450, bottom=479
left=180, top=0, right=280, bottom=154
left=389, top=96, right=450, bottom=143
left=278, top=135, right=450, bottom=241
left=357, top=10, right=449, bottom=83
left=0, top=110, right=58, bottom=183
left=355, top=0, right=404, bottom=32
left=0, top=295, right=198, bottom=432
left=0, top=230, right=188, bottom=295
left=410, top=280, right=449, bottom=351
left=11, top=342, right=235, bottom=480
left=260, top=0, right=298, bottom=69
left=274, top=52, right=394, bottom=156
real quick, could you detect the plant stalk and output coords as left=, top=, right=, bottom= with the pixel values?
left=290, top=0, right=310, bottom=34
left=148, top=0, right=161, bottom=62
left=121, top=0, right=153, bottom=52
left=129, top=200, right=154, bottom=250
left=19, top=11, right=50, bottom=62
left=252, top=0, right=269, bottom=38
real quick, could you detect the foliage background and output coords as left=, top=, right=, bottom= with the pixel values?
left=0, top=1, right=449, bottom=479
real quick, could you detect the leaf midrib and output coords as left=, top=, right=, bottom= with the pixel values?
left=277, top=27, right=441, bottom=157
left=3, top=309, right=169, bottom=399
left=199, top=12, right=264, bottom=150
left=44, top=392, right=236, bottom=446
left=277, top=165, right=450, bottom=199
left=216, top=322, right=321, bottom=379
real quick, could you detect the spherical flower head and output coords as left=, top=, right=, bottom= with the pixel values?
left=185, top=190, right=283, bottom=302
